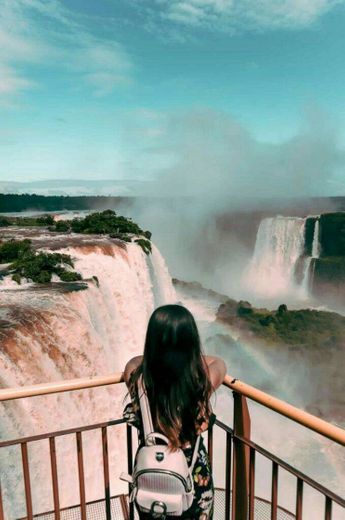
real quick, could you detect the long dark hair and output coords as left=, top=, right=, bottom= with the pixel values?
left=129, top=304, right=212, bottom=448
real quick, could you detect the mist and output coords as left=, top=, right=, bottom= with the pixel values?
left=119, top=106, right=345, bottom=298
left=123, top=106, right=344, bottom=201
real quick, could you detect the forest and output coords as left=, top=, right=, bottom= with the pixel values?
left=0, top=193, right=132, bottom=212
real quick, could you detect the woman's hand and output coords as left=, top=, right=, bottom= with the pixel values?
left=203, top=356, right=227, bottom=391
left=123, top=355, right=143, bottom=386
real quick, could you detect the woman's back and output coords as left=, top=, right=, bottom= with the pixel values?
left=124, top=305, right=225, bottom=447
left=124, top=304, right=226, bottom=519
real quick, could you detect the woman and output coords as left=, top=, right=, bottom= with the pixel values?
left=123, top=304, right=226, bottom=520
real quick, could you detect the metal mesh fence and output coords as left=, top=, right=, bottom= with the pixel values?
left=18, top=495, right=127, bottom=520
left=20, top=490, right=295, bottom=520
left=213, top=488, right=295, bottom=520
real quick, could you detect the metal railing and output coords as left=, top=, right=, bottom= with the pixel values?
left=0, top=374, right=344, bottom=520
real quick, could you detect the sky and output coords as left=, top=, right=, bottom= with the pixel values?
left=1, top=0, right=345, bottom=196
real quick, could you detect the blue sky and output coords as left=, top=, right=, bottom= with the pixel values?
left=1, top=0, right=345, bottom=196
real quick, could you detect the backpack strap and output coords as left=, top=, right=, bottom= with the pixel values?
left=189, top=434, right=201, bottom=471
left=138, top=375, right=156, bottom=446
left=138, top=374, right=202, bottom=465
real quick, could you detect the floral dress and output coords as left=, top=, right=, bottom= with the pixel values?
left=123, top=399, right=215, bottom=520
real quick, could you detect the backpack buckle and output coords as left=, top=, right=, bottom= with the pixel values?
left=150, top=501, right=167, bottom=519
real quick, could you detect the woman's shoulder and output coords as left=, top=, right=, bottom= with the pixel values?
left=203, top=356, right=227, bottom=391
left=124, top=355, right=143, bottom=385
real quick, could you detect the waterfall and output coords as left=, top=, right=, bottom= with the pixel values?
left=246, top=216, right=306, bottom=298
left=0, top=239, right=176, bottom=517
left=312, top=219, right=321, bottom=258
left=301, top=218, right=321, bottom=294
left=149, top=244, right=177, bottom=307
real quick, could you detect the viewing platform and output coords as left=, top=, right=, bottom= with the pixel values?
left=0, top=374, right=344, bottom=520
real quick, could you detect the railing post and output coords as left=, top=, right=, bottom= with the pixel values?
left=127, top=425, right=134, bottom=520
left=49, top=436, right=61, bottom=520
left=0, top=479, right=5, bottom=520
left=225, top=431, right=232, bottom=520
left=208, top=421, right=214, bottom=471
left=101, top=427, right=111, bottom=520
left=232, top=392, right=251, bottom=520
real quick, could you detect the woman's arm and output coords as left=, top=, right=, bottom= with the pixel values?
left=123, top=354, right=226, bottom=389
left=123, top=355, right=143, bottom=386
left=203, top=355, right=227, bottom=391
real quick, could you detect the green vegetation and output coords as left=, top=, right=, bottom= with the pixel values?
left=53, top=220, right=70, bottom=232
left=0, top=215, right=54, bottom=227
left=134, top=238, right=152, bottom=255
left=217, top=300, right=345, bottom=350
left=50, top=210, right=150, bottom=236
left=11, top=251, right=79, bottom=284
left=109, top=233, right=132, bottom=242
left=48, top=210, right=152, bottom=255
left=0, top=209, right=152, bottom=286
left=0, top=240, right=82, bottom=285
left=0, top=193, right=131, bottom=213
left=0, top=239, right=31, bottom=262
left=0, top=209, right=152, bottom=254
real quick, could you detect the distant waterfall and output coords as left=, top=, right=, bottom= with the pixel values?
left=0, top=239, right=176, bottom=517
left=246, top=216, right=306, bottom=298
left=312, top=219, right=321, bottom=258
left=301, top=218, right=321, bottom=294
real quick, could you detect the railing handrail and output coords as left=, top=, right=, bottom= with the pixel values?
left=0, top=372, right=344, bottom=446
left=0, top=373, right=124, bottom=401
left=223, top=375, right=345, bottom=447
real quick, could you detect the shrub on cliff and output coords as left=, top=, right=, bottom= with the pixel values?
left=10, top=251, right=81, bottom=284
left=58, top=270, right=83, bottom=282
left=69, top=210, right=145, bottom=236
left=134, top=238, right=152, bottom=255
left=49, top=210, right=153, bottom=254
left=0, top=239, right=32, bottom=263
left=0, top=239, right=83, bottom=285
left=51, top=220, right=70, bottom=232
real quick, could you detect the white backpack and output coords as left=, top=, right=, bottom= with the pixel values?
left=121, top=376, right=200, bottom=518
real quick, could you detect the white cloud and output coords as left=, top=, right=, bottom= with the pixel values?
left=0, top=0, right=133, bottom=100
left=145, top=0, right=344, bottom=32
left=0, top=65, right=36, bottom=95
left=166, top=3, right=207, bottom=25
left=73, top=40, right=132, bottom=95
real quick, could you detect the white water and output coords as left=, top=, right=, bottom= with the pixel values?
left=246, top=216, right=324, bottom=302
left=312, top=219, right=321, bottom=258
left=0, top=240, right=176, bottom=517
left=301, top=218, right=321, bottom=295
left=245, top=216, right=306, bottom=299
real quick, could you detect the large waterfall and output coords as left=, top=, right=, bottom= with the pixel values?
left=246, top=216, right=321, bottom=300
left=246, top=216, right=307, bottom=298
left=0, top=236, right=176, bottom=517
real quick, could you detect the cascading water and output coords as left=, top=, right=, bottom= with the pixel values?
left=301, top=218, right=321, bottom=295
left=312, top=219, right=321, bottom=258
left=0, top=236, right=176, bottom=517
left=245, top=216, right=306, bottom=299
